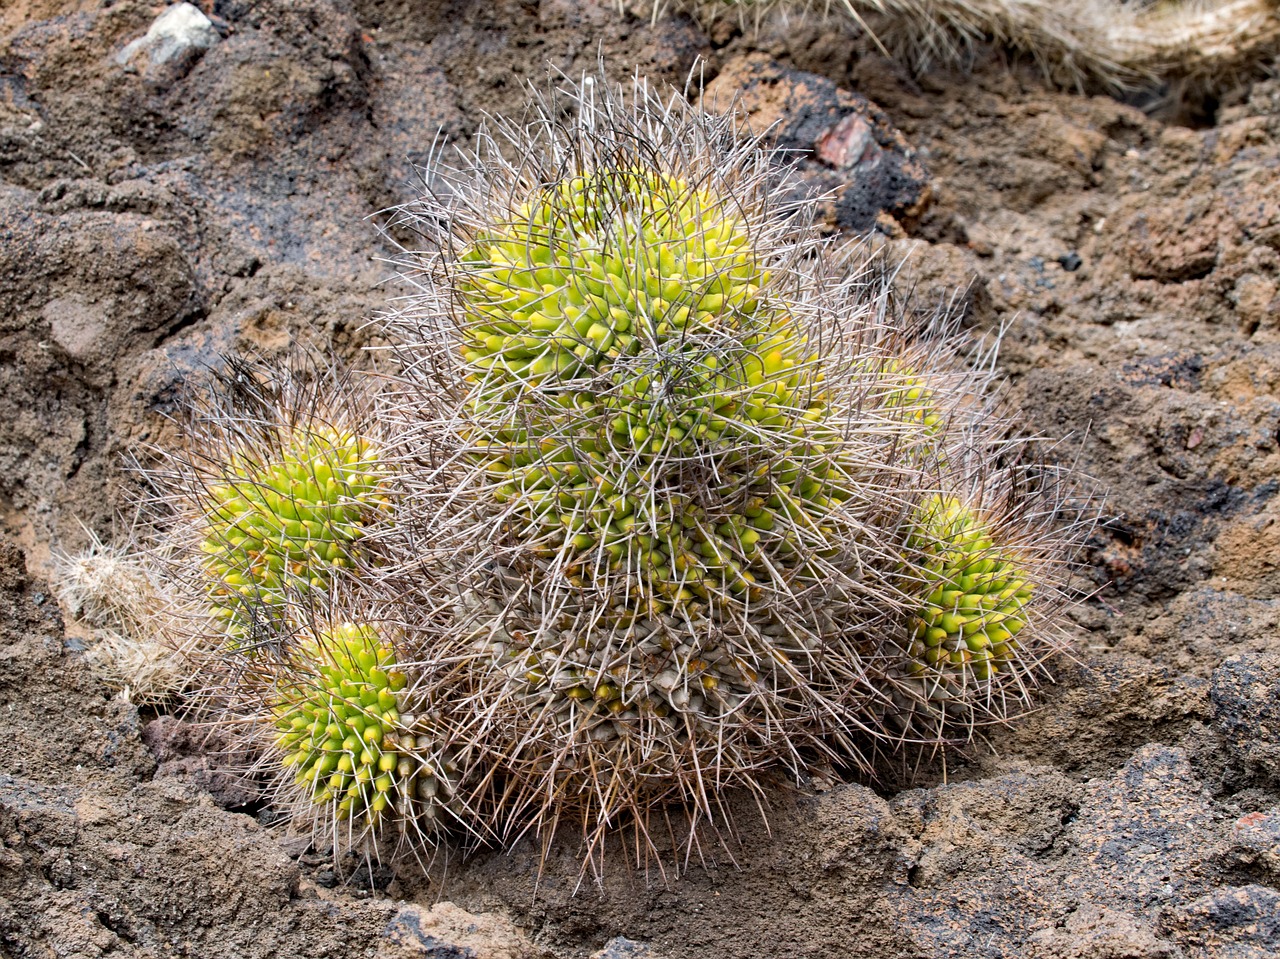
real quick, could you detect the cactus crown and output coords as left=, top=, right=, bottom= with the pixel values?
left=458, top=168, right=769, bottom=394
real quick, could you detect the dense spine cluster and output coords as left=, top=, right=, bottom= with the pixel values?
left=117, top=74, right=1090, bottom=875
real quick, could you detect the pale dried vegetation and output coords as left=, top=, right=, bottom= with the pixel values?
left=668, top=0, right=1280, bottom=90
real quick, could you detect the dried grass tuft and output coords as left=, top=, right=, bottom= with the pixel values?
left=665, top=0, right=1280, bottom=90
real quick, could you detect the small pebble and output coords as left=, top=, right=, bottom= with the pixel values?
left=1059, top=251, right=1083, bottom=272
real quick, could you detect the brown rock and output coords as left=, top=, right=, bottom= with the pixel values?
left=1125, top=206, right=1220, bottom=283
left=1027, top=904, right=1179, bottom=959
left=701, top=53, right=931, bottom=232
left=1226, top=809, right=1280, bottom=883
left=377, top=902, right=548, bottom=959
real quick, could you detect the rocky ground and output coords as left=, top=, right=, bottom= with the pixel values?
left=1, top=1, right=1279, bottom=957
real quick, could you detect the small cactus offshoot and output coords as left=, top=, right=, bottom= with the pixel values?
left=142, top=358, right=391, bottom=651
left=271, top=621, right=459, bottom=831
left=200, top=425, right=388, bottom=640
left=905, top=494, right=1033, bottom=683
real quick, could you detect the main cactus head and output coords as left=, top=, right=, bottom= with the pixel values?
left=454, top=165, right=841, bottom=613
left=419, top=91, right=905, bottom=622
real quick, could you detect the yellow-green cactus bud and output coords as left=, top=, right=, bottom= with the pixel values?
left=271, top=622, right=454, bottom=829
left=200, top=427, right=388, bottom=641
left=905, top=495, right=1034, bottom=683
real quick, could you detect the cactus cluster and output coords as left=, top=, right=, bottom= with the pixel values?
left=124, top=73, right=1090, bottom=874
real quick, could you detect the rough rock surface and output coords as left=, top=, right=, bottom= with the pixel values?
left=1, top=1, right=1279, bottom=958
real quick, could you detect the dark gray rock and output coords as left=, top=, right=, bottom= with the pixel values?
left=702, top=54, right=932, bottom=233
left=592, top=937, right=655, bottom=958
left=1211, top=654, right=1280, bottom=783
left=1163, top=886, right=1280, bottom=959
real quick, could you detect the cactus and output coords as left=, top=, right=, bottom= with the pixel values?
left=378, top=75, right=1022, bottom=864
left=200, top=424, right=388, bottom=641
left=270, top=621, right=461, bottom=834
left=904, top=494, right=1033, bottom=684
left=458, top=169, right=769, bottom=392
left=142, top=358, right=392, bottom=650
left=119, top=74, right=1092, bottom=876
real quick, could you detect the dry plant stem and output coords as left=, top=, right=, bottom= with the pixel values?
left=1113, top=0, right=1280, bottom=83
left=683, top=0, right=1280, bottom=89
left=51, top=531, right=192, bottom=704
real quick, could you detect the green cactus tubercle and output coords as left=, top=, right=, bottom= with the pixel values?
left=273, top=623, right=415, bottom=825
left=458, top=169, right=860, bottom=612
left=200, top=426, right=388, bottom=639
left=906, top=496, right=1034, bottom=682
left=879, top=357, right=945, bottom=436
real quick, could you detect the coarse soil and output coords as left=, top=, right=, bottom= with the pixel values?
left=2, top=2, right=1279, bottom=958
